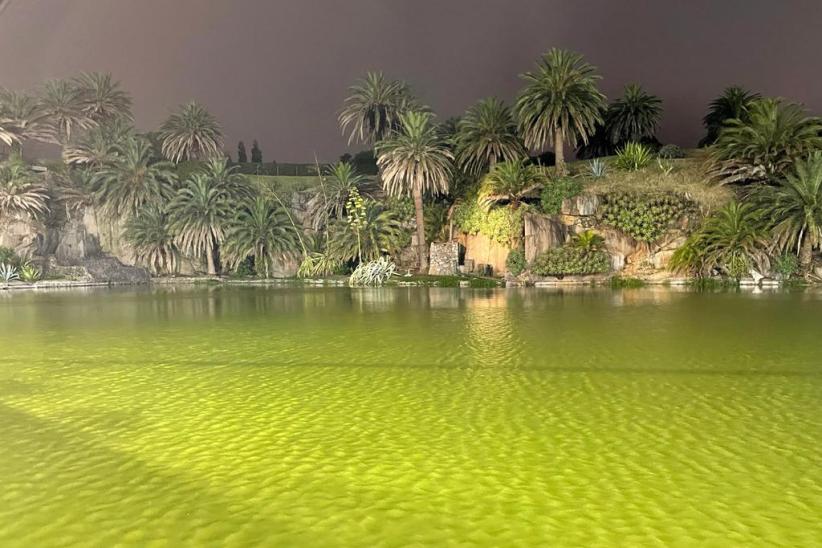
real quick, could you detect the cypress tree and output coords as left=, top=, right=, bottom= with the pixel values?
left=237, top=141, right=248, bottom=163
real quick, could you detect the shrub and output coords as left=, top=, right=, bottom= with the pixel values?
left=540, top=177, right=583, bottom=214
left=772, top=253, right=799, bottom=279
left=506, top=248, right=526, bottom=276
left=588, top=158, right=607, bottom=178
left=600, top=192, right=691, bottom=243
left=615, top=142, right=653, bottom=171
left=452, top=200, right=525, bottom=247
left=531, top=246, right=611, bottom=277
left=0, top=246, right=21, bottom=267
left=349, top=256, right=396, bottom=286
left=609, top=276, right=646, bottom=288
left=658, top=144, right=685, bottom=159
left=18, top=262, right=41, bottom=283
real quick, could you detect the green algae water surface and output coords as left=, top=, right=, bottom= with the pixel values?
left=1, top=286, right=820, bottom=546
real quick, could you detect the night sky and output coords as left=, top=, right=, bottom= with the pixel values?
left=1, top=0, right=821, bottom=161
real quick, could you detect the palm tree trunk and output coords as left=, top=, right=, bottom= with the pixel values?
left=800, top=236, right=813, bottom=268
left=413, top=186, right=428, bottom=272
left=554, top=130, right=566, bottom=175
left=206, top=245, right=217, bottom=276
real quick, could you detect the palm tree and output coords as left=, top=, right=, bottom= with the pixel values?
left=339, top=72, right=420, bottom=145
left=223, top=197, right=299, bottom=278
left=478, top=160, right=547, bottom=210
left=711, top=98, right=822, bottom=184
left=198, top=156, right=251, bottom=202
left=515, top=48, right=606, bottom=175
left=159, top=101, right=224, bottom=163
left=606, top=84, right=663, bottom=145
left=762, top=152, right=822, bottom=267
left=328, top=197, right=406, bottom=263
left=0, top=159, right=49, bottom=220
left=0, top=89, right=48, bottom=150
left=37, top=79, right=93, bottom=146
left=376, top=111, right=453, bottom=271
left=63, top=119, right=133, bottom=167
left=670, top=201, right=768, bottom=279
left=456, top=97, right=526, bottom=176
left=700, top=86, right=760, bottom=147
left=306, top=161, right=367, bottom=232
left=73, top=72, right=133, bottom=124
left=93, top=137, right=177, bottom=218
left=168, top=173, right=232, bottom=275
left=122, top=205, right=179, bottom=275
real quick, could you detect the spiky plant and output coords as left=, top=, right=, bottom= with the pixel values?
left=456, top=97, right=526, bottom=176
left=760, top=152, right=822, bottom=267
left=700, top=86, right=761, bottom=147
left=168, top=173, right=232, bottom=275
left=159, top=101, right=224, bottom=163
left=615, top=142, right=653, bottom=171
left=18, top=262, right=42, bottom=283
left=515, top=48, right=606, bottom=175
left=62, top=119, right=133, bottom=167
left=338, top=72, right=420, bottom=145
left=37, top=79, right=93, bottom=145
left=606, top=84, right=663, bottom=145
left=72, top=72, right=133, bottom=124
left=123, top=205, right=179, bottom=275
left=0, top=160, right=49, bottom=220
left=478, top=160, right=547, bottom=210
left=572, top=229, right=605, bottom=251
left=306, top=161, right=367, bottom=231
left=376, top=111, right=453, bottom=271
left=328, top=197, right=407, bottom=264
left=223, top=197, right=299, bottom=278
left=711, top=98, right=822, bottom=184
left=589, top=158, right=607, bottom=178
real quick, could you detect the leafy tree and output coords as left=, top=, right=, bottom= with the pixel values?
left=606, top=84, right=662, bottom=145
left=456, top=97, right=525, bottom=176
left=515, top=48, right=606, bottom=175
left=478, top=160, right=546, bottom=210
left=700, top=86, right=760, bottom=147
left=376, top=111, right=453, bottom=271
left=250, top=139, right=262, bottom=163
left=710, top=98, right=822, bottom=184
left=670, top=202, right=768, bottom=279
left=223, top=197, right=299, bottom=277
left=122, top=205, right=179, bottom=275
left=93, top=136, right=177, bottom=218
left=0, top=159, right=49, bottom=220
left=72, top=72, right=133, bottom=124
left=159, top=101, right=224, bottom=163
left=761, top=152, right=822, bottom=267
left=168, top=173, right=232, bottom=275
left=237, top=141, right=248, bottom=163
left=339, top=72, right=420, bottom=145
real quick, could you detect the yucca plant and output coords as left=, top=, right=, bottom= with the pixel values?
left=0, top=263, right=19, bottom=284
left=349, top=256, right=397, bottom=286
left=615, top=142, right=653, bottom=171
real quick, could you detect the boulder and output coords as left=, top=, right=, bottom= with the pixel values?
left=561, top=194, right=599, bottom=217
left=524, top=213, right=567, bottom=263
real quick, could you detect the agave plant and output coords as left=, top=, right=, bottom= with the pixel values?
left=0, top=263, right=19, bottom=284
left=0, top=160, right=49, bottom=220
left=159, top=101, right=224, bottom=163
left=349, top=256, right=397, bottom=286
left=18, top=262, right=42, bottom=283
left=588, top=158, right=607, bottom=178
left=615, top=142, right=653, bottom=171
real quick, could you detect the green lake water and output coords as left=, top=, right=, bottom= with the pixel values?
left=1, top=286, right=820, bottom=546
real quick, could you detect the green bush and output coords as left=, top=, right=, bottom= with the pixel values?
left=772, top=253, right=799, bottom=279
left=658, top=144, right=685, bottom=159
left=452, top=200, right=524, bottom=247
left=540, top=177, right=583, bottom=214
left=506, top=249, right=526, bottom=276
left=615, top=142, right=653, bottom=171
left=600, top=192, right=691, bottom=243
left=531, top=246, right=611, bottom=277
left=0, top=246, right=21, bottom=267
left=609, top=276, right=646, bottom=288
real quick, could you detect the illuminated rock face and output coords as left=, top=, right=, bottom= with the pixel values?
left=428, top=242, right=459, bottom=276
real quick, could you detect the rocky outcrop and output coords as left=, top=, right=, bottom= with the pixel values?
left=428, top=242, right=459, bottom=275
left=524, top=214, right=567, bottom=262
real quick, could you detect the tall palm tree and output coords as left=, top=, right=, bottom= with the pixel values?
left=198, top=156, right=250, bottom=201
left=168, top=173, right=232, bottom=275
left=456, top=97, right=526, bottom=176
left=478, top=160, right=547, bottom=210
left=93, top=137, right=177, bottom=218
left=306, top=161, right=367, bottom=231
left=515, top=48, right=606, bottom=175
left=376, top=111, right=453, bottom=271
left=122, top=205, right=179, bottom=275
left=606, top=84, right=663, bottom=145
left=0, top=89, right=48, bottom=150
left=159, top=101, right=224, bottom=163
left=223, top=197, right=299, bottom=278
left=37, top=79, right=93, bottom=146
left=73, top=72, right=134, bottom=124
left=700, top=86, right=760, bottom=147
left=63, top=119, right=133, bottom=167
left=762, top=152, right=822, bottom=267
left=339, top=72, right=420, bottom=145
left=711, top=98, right=822, bottom=184
left=0, top=159, right=49, bottom=220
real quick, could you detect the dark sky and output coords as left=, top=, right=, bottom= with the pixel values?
left=1, top=0, right=821, bottom=162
